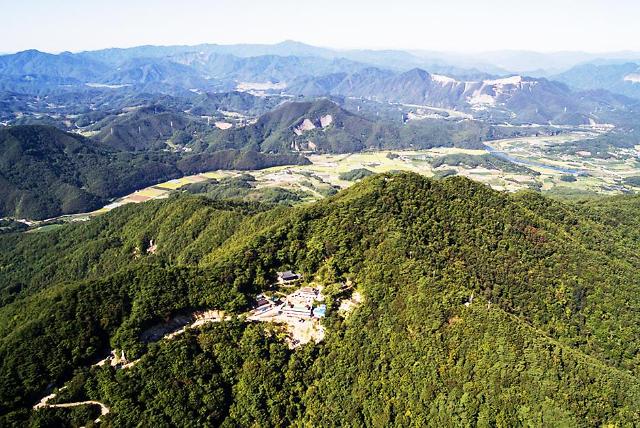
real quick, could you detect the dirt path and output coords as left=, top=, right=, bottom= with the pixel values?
left=39, top=400, right=109, bottom=415
left=34, top=390, right=110, bottom=423
left=164, top=310, right=228, bottom=340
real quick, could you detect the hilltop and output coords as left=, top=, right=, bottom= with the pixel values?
left=205, top=98, right=497, bottom=153
left=1, top=173, right=639, bottom=425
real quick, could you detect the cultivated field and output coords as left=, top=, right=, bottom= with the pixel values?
left=42, top=131, right=640, bottom=227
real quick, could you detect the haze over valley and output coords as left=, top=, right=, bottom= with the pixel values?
left=2, top=1, right=640, bottom=426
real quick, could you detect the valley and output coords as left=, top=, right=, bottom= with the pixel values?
left=21, top=128, right=639, bottom=231
left=2, top=30, right=640, bottom=426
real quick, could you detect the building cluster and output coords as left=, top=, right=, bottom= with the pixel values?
left=277, top=270, right=302, bottom=285
left=281, top=286, right=325, bottom=319
left=251, top=270, right=326, bottom=320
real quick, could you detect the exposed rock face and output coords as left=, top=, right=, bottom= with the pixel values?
left=320, top=114, right=333, bottom=128
left=624, top=73, right=640, bottom=83
left=214, top=121, right=233, bottom=130
left=294, top=118, right=317, bottom=135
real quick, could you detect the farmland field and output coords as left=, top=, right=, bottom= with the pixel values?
left=36, top=131, right=640, bottom=227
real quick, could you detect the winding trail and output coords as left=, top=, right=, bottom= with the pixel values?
left=33, top=389, right=109, bottom=423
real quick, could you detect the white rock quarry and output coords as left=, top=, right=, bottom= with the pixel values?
left=484, top=75, right=524, bottom=85
left=293, top=118, right=317, bottom=135
left=431, top=74, right=458, bottom=85
left=320, top=114, right=333, bottom=128
left=465, top=75, right=537, bottom=109
left=624, top=73, right=640, bottom=83
left=214, top=121, right=233, bottom=130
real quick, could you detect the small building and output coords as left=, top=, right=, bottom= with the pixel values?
left=255, top=298, right=270, bottom=309
left=282, top=304, right=312, bottom=319
left=277, top=270, right=301, bottom=284
left=298, top=287, right=318, bottom=300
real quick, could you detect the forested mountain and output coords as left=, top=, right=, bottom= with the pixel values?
left=0, top=50, right=108, bottom=83
left=554, top=62, right=640, bottom=100
left=0, top=125, right=182, bottom=219
left=205, top=99, right=385, bottom=153
left=187, top=91, right=284, bottom=116
left=101, top=57, right=219, bottom=92
left=90, top=105, right=206, bottom=151
left=0, top=125, right=309, bottom=219
left=1, top=173, right=639, bottom=426
left=204, top=98, right=519, bottom=153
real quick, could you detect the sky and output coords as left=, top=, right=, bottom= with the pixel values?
left=1, top=0, right=639, bottom=54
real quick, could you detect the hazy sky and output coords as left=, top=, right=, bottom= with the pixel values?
left=2, top=0, right=639, bottom=53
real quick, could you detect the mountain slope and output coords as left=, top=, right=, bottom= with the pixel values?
left=1, top=173, right=639, bottom=425
left=0, top=126, right=182, bottom=219
left=554, top=62, right=640, bottom=100
left=204, top=99, right=495, bottom=153
left=288, top=68, right=635, bottom=125
left=91, top=105, right=205, bottom=151
left=0, top=125, right=309, bottom=219
left=204, top=98, right=385, bottom=153
left=102, top=57, right=218, bottom=91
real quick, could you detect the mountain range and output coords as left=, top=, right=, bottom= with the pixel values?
left=288, top=69, right=637, bottom=125
left=554, top=62, right=640, bottom=100
left=1, top=42, right=638, bottom=127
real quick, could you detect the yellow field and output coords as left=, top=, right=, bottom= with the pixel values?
left=155, top=179, right=192, bottom=190
left=64, top=132, right=640, bottom=223
left=136, top=187, right=168, bottom=197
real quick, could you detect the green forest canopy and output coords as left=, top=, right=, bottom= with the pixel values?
left=0, top=172, right=639, bottom=426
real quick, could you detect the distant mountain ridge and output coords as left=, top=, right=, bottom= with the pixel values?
left=554, top=62, right=640, bottom=100
left=0, top=42, right=639, bottom=127
left=288, top=69, right=632, bottom=125
left=0, top=48, right=372, bottom=94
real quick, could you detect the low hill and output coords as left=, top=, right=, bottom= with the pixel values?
left=91, top=105, right=206, bottom=151
left=1, top=173, right=639, bottom=425
left=0, top=125, right=309, bottom=219
left=0, top=125, right=182, bottom=219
